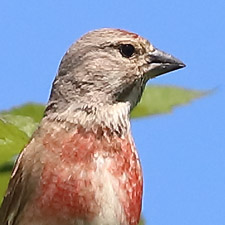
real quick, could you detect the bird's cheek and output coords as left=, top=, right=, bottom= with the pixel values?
left=138, top=62, right=152, bottom=79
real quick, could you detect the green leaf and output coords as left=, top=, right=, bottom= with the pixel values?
left=2, top=103, right=45, bottom=123
left=0, top=158, right=15, bottom=173
left=0, top=105, right=43, bottom=202
left=0, top=104, right=44, bottom=168
left=0, top=104, right=44, bottom=176
left=131, top=85, right=208, bottom=118
left=0, top=116, right=29, bottom=165
left=0, top=108, right=42, bottom=168
left=0, top=114, right=39, bottom=138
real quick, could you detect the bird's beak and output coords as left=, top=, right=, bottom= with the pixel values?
left=146, top=48, right=185, bottom=79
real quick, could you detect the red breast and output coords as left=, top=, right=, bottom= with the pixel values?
left=32, top=125, right=143, bottom=225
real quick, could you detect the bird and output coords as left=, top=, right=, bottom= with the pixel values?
left=0, top=28, right=185, bottom=225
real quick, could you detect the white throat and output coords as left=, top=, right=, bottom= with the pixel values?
left=44, top=102, right=131, bottom=137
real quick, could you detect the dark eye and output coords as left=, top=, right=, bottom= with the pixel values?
left=119, top=44, right=135, bottom=58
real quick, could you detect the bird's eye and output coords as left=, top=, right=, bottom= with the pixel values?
left=119, top=44, right=135, bottom=58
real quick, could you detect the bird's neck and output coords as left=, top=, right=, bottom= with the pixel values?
left=43, top=102, right=131, bottom=137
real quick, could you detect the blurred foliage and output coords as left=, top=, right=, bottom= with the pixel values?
left=131, top=85, right=208, bottom=118
left=0, top=85, right=208, bottom=222
left=1, top=103, right=45, bottom=123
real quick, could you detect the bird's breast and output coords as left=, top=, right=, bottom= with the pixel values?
left=33, top=126, right=143, bottom=225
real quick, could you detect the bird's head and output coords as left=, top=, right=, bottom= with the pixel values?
left=46, top=28, right=185, bottom=116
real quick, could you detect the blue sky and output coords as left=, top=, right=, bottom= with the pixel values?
left=1, top=0, right=225, bottom=224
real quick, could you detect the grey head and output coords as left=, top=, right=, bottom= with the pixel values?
left=45, top=28, right=185, bottom=116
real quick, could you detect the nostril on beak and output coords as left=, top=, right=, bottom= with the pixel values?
left=148, top=55, right=165, bottom=64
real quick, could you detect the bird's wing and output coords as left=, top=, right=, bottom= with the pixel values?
left=0, top=151, right=34, bottom=225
